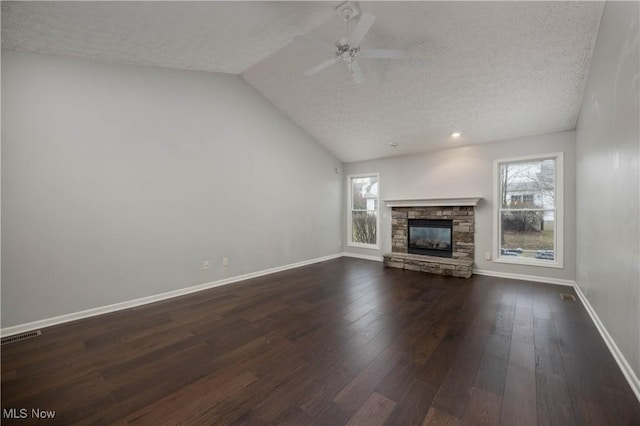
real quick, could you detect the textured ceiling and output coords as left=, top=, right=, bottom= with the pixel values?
left=2, top=1, right=604, bottom=163
left=1, top=1, right=337, bottom=74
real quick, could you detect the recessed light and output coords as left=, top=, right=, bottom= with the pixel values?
left=388, top=142, right=399, bottom=147
left=451, top=132, right=461, bottom=138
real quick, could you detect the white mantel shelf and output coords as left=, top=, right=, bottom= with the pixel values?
left=383, top=197, right=483, bottom=208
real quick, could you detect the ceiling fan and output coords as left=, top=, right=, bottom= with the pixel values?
left=299, top=2, right=407, bottom=84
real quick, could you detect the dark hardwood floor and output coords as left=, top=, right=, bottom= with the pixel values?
left=2, top=257, right=639, bottom=425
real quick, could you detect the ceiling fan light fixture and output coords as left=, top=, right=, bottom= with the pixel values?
left=451, top=132, right=461, bottom=138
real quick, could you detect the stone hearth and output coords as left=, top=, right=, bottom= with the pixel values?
left=383, top=252, right=474, bottom=278
left=383, top=200, right=478, bottom=278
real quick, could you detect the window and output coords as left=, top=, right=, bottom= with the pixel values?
left=348, top=174, right=380, bottom=249
left=494, top=153, right=564, bottom=268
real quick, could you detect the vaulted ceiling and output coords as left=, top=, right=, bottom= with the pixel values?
left=1, top=1, right=604, bottom=162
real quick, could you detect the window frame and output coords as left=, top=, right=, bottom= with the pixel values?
left=493, top=152, right=564, bottom=268
left=347, top=173, right=380, bottom=250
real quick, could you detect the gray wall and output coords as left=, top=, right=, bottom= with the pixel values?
left=344, top=131, right=577, bottom=282
left=1, top=52, right=343, bottom=327
left=575, top=1, right=640, bottom=377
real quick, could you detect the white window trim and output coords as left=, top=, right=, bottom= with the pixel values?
left=347, top=173, right=380, bottom=250
left=492, top=152, right=564, bottom=268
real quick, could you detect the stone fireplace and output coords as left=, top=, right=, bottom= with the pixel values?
left=383, top=198, right=481, bottom=278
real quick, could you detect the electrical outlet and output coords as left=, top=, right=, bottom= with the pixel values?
left=485, top=252, right=491, bottom=260
left=203, top=260, right=210, bottom=270
left=222, top=257, right=229, bottom=267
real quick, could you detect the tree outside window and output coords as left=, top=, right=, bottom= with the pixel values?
left=348, top=174, right=379, bottom=248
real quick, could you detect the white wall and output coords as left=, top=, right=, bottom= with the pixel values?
left=1, top=52, right=343, bottom=328
left=576, top=1, right=639, bottom=378
left=344, top=131, right=576, bottom=282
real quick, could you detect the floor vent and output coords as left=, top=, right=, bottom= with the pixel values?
left=560, top=293, right=576, bottom=302
left=1, top=330, right=42, bottom=345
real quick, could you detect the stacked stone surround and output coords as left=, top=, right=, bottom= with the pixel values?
left=391, top=206, right=475, bottom=258
left=384, top=206, right=475, bottom=278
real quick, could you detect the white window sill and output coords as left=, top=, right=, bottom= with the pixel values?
left=347, top=242, right=380, bottom=250
left=493, top=257, right=564, bottom=269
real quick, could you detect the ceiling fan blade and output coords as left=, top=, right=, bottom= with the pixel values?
left=347, top=61, right=366, bottom=84
left=349, top=12, right=376, bottom=47
left=304, top=57, right=339, bottom=76
left=295, top=35, right=337, bottom=53
left=361, top=49, right=408, bottom=59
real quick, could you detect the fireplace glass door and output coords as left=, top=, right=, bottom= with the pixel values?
left=408, top=219, right=453, bottom=257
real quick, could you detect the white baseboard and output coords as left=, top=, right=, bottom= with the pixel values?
left=0, top=253, right=343, bottom=338
left=472, top=269, right=576, bottom=287
left=342, top=252, right=384, bottom=262
left=573, top=284, right=640, bottom=402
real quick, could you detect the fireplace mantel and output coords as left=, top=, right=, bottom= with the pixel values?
left=383, top=197, right=482, bottom=208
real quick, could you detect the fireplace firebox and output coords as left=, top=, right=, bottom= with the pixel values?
left=408, top=219, right=453, bottom=258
